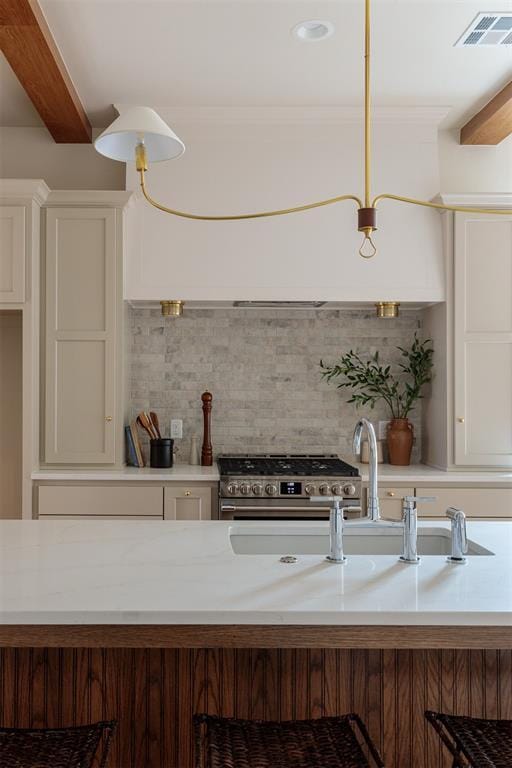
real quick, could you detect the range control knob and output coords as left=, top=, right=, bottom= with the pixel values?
left=240, top=482, right=252, bottom=496
left=331, top=483, right=343, bottom=496
left=252, top=483, right=264, bottom=496
left=226, top=482, right=239, bottom=495
left=305, top=483, right=316, bottom=496
left=265, top=483, right=279, bottom=497
left=319, top=483, right=330, bottom=496
left=343, top=483, right=357, bottom=497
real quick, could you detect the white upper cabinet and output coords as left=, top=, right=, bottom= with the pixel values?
left=0, top=206, right=25, bottom=302
left=454, top=212, right=512, bottom=467
left=45, top=207, right=118, bottom=464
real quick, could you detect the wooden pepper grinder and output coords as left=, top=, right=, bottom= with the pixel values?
left=201, top=391, right=213, bottom=466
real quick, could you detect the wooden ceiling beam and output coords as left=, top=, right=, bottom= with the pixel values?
left=0, top=0, right=91, bottom=142
left=460, top=80, right=512, bottom=146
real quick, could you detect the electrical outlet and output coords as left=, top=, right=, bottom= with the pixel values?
left=170, top=419, right=183, bottom=439
left=378, top=420, right=390, bottom=440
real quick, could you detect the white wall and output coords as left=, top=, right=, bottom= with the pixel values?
left=125, top=112, right=446, bottom=302
left=439, top=129, right=512, bottom=194
left=0, top=127, right=123, bottom=190
left=1, top=119, right=510, bottom=197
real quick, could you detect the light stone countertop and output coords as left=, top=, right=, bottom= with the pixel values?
left=32, top=463, right=512, bottom=485
left=0, top=518, right=511, bottom=626
left=355, top=463, right=512, bottom=486
left=31, top=465, right=220, bottom=482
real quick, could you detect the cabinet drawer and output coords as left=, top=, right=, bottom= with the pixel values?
left=40, top=515, right=162, bottom=520
left=38, top=485, right=164, bottom=518
left=417, top=487, right=512, bottom=518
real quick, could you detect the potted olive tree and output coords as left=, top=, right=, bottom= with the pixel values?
left=320, top=334, right=434, bottom=465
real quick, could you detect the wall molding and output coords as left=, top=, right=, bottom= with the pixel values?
left=0, top=179, right=50, bottom=206
left=437, top=193, right=512, bottom=209
left=45, top=190, right=133, bottom=207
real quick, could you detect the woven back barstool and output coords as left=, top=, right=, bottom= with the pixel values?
left=194, top=713, right=385, bottom=768
left=0, top=720, right=116, bottom=768
left=426, top=710, right=512, bottom=768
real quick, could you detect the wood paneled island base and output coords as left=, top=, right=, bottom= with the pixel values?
left=1, top=627, right=511, bottom=767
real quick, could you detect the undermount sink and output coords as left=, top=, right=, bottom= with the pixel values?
left=229, top=524, right=494, bottom=557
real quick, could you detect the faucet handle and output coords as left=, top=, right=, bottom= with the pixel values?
left=403, top=496, right=436, bottom=504
left=309, top=496, right=344, bottom=504
left=446, top=507, right=468, bottom=563
left=446, top=506, right=465, bottom=520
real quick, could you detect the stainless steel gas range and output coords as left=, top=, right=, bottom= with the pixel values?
left=218, top=454, right=361, bottom=520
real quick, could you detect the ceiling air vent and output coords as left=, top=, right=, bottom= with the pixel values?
left=455, top=12, right=512, bottom=46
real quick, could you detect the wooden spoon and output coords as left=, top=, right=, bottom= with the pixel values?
left=150, top=411, right=162, bottom=439
left=144, top=411, right=159, bottom=439
left=144, top=411, right=158, bottom=440
left=137, top=413, right=157, bottom=440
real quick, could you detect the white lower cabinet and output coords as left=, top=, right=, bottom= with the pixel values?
left=373, top=484, right=512, bottom=519
left=416, top=487, right=512, bottom=519
left=38, top=485, right=164, bottom=518
left=37, top=483, right=216, bottom=520
left=164, top=486, right=212, bottom=520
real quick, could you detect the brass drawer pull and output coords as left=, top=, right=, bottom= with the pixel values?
left=184, top=491, right=192, bottom=497
left=105, top=416, right=113, bottom=422
left=387, top=491, right=395, bottom=497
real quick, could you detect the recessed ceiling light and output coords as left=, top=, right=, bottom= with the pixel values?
left=293, top=20, right=335, bottom=42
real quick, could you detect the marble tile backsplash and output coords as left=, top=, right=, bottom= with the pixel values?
left=128, top=308, right=424, bottom=464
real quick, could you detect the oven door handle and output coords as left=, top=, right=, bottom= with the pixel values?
left=221, top=505, right=333, bottom=513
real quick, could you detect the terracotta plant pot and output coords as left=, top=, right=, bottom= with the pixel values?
left=387, top=418, right=413, bottom=466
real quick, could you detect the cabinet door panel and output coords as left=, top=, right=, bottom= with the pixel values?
left=45, top=208, right=116, bottom=463
left=454, top=213, right=512, bottom=466
left=463, top=220, right=512, bottom=333
left=465, top=342, right=512, bottom=457
left=0, top=206, right=24, bottom=302
left=416, top=487, right=512, bottom=518
left=38, top=485, right=163, bottom=517
left=52, top=339, right=113, bottom=460
left=55, top=217, right=108, bottom=331
left=164, top=487, right=211, bottom=520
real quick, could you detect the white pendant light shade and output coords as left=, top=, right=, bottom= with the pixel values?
left=94, top=106, right=185, bottom=162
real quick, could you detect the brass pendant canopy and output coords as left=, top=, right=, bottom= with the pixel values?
left=375, top=302, right=400, bottom=318
left=160, top=300, right=184, bottom=317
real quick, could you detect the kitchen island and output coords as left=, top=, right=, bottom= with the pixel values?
left=1, top=519, right=512, bottom=767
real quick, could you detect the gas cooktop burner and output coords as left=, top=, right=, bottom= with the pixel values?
left=217, top=454, right=359, bottom=477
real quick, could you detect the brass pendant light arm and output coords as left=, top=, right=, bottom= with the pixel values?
left=372, top=192, right=511, bottom=216
left=125, top=0, right=509, bottom=265
left=139, top=167, right=363, bottom=220
left=364, top=0, right=371, bottom=208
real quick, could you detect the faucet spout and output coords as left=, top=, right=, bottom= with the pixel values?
left=353, top=418, right=380, bottom=521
